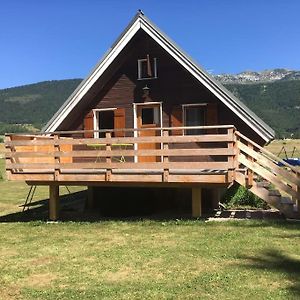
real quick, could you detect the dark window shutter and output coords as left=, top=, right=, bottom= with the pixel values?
left=171, top=105, right=183, bottom=135
left=114, top=108, right=126, bottom=137
left=84, top=111, right=94, bottom=138
left=206, top=103, right=218, bottom=133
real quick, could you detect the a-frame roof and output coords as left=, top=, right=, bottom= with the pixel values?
left=43, top=11, right=275, bottom=142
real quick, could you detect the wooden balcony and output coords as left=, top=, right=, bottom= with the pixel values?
left=5, top=125, right=236, bottom=187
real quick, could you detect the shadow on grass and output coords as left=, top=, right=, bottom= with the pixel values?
left=241, top=249, right=300, bottom=296
left=0, top=190, right=199, bottom=223
left=0, top=191, right=87, bottom=222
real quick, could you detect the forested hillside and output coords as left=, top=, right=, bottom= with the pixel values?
left=0, top=78, right=299, bottom=138
left=0, top=79, right=81, bottom=133
left=226, top=80, right=300, bottom=138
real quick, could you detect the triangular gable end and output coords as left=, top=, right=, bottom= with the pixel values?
left=43, top=11, right=275, bottom=143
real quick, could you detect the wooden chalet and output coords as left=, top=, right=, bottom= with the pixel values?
left=5, top=11, right=300, bottom=220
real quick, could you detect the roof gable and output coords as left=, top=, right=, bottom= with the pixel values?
left=43, top=11, right=275, bottom=142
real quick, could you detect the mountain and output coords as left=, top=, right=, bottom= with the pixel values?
left=215, top=69, right=300, bottom=84
left=0, top=71, right=300, bottom=138
left=0, top=79, right=81, bottom=133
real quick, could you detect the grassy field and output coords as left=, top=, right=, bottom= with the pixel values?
left=265, top=139, right=300, bottom=158
left=0, top=141, right=300, bottom=299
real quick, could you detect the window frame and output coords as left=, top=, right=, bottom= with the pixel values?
left=92, top=108, right=117, bottom=138
left=137, top=57, right=158, bottom=80
left=182, top=103, right=207, bottom=135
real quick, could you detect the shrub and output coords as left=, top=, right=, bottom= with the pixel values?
left=222, top=183, right=268, bottom=209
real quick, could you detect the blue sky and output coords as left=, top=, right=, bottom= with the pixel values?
left=0, top=0, right=299, bottom=89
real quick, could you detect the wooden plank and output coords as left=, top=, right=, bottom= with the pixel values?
left=7, top=134, right=234, bottom=147
left=7, top=161, right=232, bottom=170
left=238, top=141, right=300, bottom=186
left=25, top=125, right=235, bottom=136
left=239, top=154, right=300, bottom=200
left=9, top=174, right=54, bottom=181
left=6, top=147, right=235, bottom=158
left=49, top=185, right=59, bottom=221
left=169, top=174, right=227, bottom=183
left=192, top=188, right=202, bottom=217
left=58, top=174, right=106, bottom=182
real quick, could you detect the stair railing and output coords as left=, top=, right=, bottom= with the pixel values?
left=235, top=131, right=300, bottom=210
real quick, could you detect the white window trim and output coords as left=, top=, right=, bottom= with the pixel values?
left=137, top=57, right=158, bottom=80
left=92, top=108, right=117, bottom=138
left=182, top=103, right=207, bottom=135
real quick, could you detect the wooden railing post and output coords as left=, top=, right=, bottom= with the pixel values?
left=163, top=130, right=169, bottom=182
left=54, top=134, right=60, bottom=181
left=227, top=128, right=235, bottom=182
left=105, top=132, right=112, bottom=181
left=247, top=142, right=254, bottom=187
left=4, top=134, right=12, bottom=180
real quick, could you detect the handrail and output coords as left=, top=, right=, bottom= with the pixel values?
left=235, top=131, right=300, bottom=203
left=235, top=131, right=300, bottom=175
left=5, top=125, right=236, bottom=136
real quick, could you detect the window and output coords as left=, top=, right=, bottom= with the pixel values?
left=93, top=108, right=116, bottom=138
left=141, top=106, right=160, bottom=125
left=137, top=56, right=157, bottom=80
left=183, top=105, right=206, bottom=135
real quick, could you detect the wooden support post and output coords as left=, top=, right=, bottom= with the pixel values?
left=87, top=186, right=95, bottom=210
left=192, top=187, right=202, bottom=218
left=49, top=185, right=59, bottom=221
left=105, top=132, right=112, bottom=181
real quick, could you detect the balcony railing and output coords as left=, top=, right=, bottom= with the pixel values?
left=5, top=125, right=236, bottom=185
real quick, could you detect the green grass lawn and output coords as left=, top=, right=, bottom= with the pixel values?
left=0, top=220, right=299, bottom=299
left=0, top=143, right=300, bottom=299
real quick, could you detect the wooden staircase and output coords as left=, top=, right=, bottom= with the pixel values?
left=235, top=131, right=300, bottom=219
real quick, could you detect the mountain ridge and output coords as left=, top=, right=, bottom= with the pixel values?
left=214, top=68, right=300, bottom=84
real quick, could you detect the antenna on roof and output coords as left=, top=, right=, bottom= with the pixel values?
left=138, top=9, right=144, bottom=15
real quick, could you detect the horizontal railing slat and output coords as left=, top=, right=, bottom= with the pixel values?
left=7, top=161, right=233, bottom=170
left=6, top=134, right=233, bottom=147
left=6, top=148, right=235, bottom=158
left=5, top=125, right=235, bottom=136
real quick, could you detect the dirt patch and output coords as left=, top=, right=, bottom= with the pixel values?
left=104, top=266, right=133, bottom=282
left=29, top=256, right=53, bottom=267
left=22, top=272, right=57, bottom=288
left=0, top=285, right=21, bottom=300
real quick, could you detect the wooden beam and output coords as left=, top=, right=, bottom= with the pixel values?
left=49, top=185, right=59, bottom=221
left=192, top=187, right=202, bottom=217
